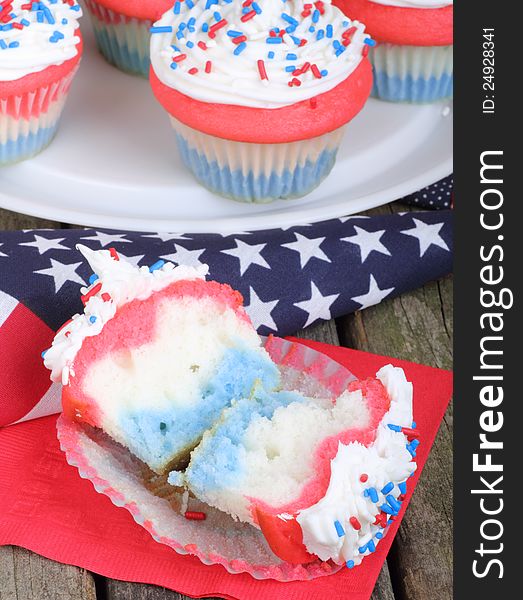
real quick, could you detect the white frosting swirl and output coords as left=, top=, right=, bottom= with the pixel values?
left=0, top=1, right=83, bottom=82
left=42, top=245, right=208, bottom=385
left=150, top=0, right=371, bottom=109
left=369, top=0, right=452, bottom=8
left=297, top=365, right=417, bottom=565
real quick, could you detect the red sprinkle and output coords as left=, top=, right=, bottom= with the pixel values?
left=401, top=427, right=419, bottom=441
left=299, top=38, right=307, bottom=47
left=197, top=41, right=208, bottom=50
left=291, top=77, right=301, bottom=86
left=185, top=511, right=206, bottom=521
left=373, top=512, right=388, bottom=528
left=359, top=474, right=369, bottom=483
left=232, top=35, right=247, bottom=45
left=349, top=517, right=361, bottom=531
left=109, top=247, right=119, bottom=261
left=362, top=45, right=370, bottom=57
left=342, top=26, right=357, bottom=40
left=81, top=283, right=102, bottom=305
left=240, top=10, right=256, bottom=22
left=188, top=67, right=198, bottom=75
left=257, top=59, right=268, bottom=81
left=208, top=18, right=227, bottom=38
left=101, top=293, right=111, bottom=302
left=12, top=22, right=23, bottom=29
left=205, top=60, right=212, bottom=73
left=172, top=54, right=187, bottom=63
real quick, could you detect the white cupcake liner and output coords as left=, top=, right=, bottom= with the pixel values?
left=84, top=0, right=152, bottom=77
left=57, top=336, right=360, bottom=581
left=0, top=68, right=77, bottom=165
left=170, top=118, right=346, bottom=203
left=370, top=43, right=453, bottom=103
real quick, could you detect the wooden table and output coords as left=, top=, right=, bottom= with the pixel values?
left=0, top=203, right=453, bottom=600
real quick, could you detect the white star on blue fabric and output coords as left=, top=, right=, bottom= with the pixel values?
left=142, top=233, right=190, bottom=242
left=161, top=245, right=206, bottom=268
left=282, top=233, right=331, bottom=269
left=221, top=240, right=270, bottom=276
left=34, top=259, right=85, bottom=293
left=294, top=282, right=339, bottom=328
left=0, top=243, right=7, bottom=258
left=80, top=231, right=132, bottom=247
left=401, top=218, right=449, bottom=257
left=20, top=234, right=69, bottom=255
left=351, top=275, right=394, bottom=310
left=245, top=286, right=279, bottom=332
left=342, top=227, right=391, bottom=263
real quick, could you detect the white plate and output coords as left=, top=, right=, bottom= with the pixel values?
left=0, top=20, right=452, bottom=233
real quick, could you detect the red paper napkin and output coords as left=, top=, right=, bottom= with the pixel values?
left=0, top=340, right=452, bottom=600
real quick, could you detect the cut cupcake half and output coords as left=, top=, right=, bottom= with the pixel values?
left=44, top=246, right=279, bottom=475
left=184, top=364, right=418, bottom=566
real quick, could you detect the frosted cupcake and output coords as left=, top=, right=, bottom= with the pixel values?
left=0, top=1, right=83, bottom=165
left=184, top=363, right=418, bottom=567
left=335, top=0, right=453, bottom=102
left=84, top=0, right=171, bottom=77
left=149, top=0, right=373, bottom=203
left=43, top=246, right=279, bottom=474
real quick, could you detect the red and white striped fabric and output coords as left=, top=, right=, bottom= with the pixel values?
left=0, top=290, right=61, bottom=427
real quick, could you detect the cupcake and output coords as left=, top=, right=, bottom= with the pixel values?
left=335, top=0, right=453, bottom=102
left=84, top=0, right=171, bottom=76
left=184, top=363, right=418, bottom=567
left=0, top=1, right=83, bottom=165
left=149, top=0, right=373, bottom=203
left=43, top=245, right=279, bottom=474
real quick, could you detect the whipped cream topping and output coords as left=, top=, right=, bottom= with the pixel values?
left=369, top=0, right=452, bottom=8
left=296, top=365, right=418, bottom=566
left=150, top=0, right=371, bottom=109
left=0, top=1, right=83, bottom=82
left=42, top=245, right=207, bottom=385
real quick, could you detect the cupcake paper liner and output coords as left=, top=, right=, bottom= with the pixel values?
left=85, top=0, right=152, bottom=77
left=0, top=69, right=77, bottom=165
left=170, top=118, right=346, bottom=203
left=57, top=336, right=374, bottom=581
left=370, top=43, right=453, bottom=103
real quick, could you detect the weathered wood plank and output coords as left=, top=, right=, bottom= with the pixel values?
left=0, top=208, right=59, bottom=230
left=339, top=278, right=453, bottom=600
left=0, top=546, right=97, bottom=600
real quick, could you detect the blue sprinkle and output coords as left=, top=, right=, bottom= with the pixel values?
left=170, top=62, right=178, bottom=69
left=89, top=316, right=97, bottom=324
left=334, top=520, right=345, bottom=537
left=346, top=560, right=355, bottom=569
left=312, top=9, right=320, bottom=23
left=412, top=421, right=417, bottom=428
left=186, top=40, right=194, bottom=48
left=342, top=20, right=349, bottom=27
left=41, top=349, right=48, bottom=358
left=88, top=274, right=99, bottom=285
left=227, top=30, right=243, bottom=37
left=406, top=444, right=417, bottom=457
left=398, top=481, right=407, bottom=495
left=213, top=11, right=221, bottom=21
left=173, top=1, right=181, bottom=15
left=281, top=13, right=298, bottom=26
left=380, top=503, right=396, bottom=516
left=149, top=260, right=165, bottom=272
left=61, top=18, right=68, bottom=25
left=388, top=424, right=402, bottom=432
left=363, top=489, right=369, bottom=498
left=411, top=439, right=420, bottom=449
left=202, top=22, right=209, bottom=32
left=309, top=26, right=315, bottom=33
left=376, top=532, right=383, bottom=539
left=367, top=540, right=376, bottom=553
left=242, top=6, right=250, bottom=13
left=150, top=26, right=173, bottom=33
left=326, top=24, right=333, bottom=38
left=285, top=65, right=296, bottom=72
left=266, top=37, right=282, bottom=44
left=70, top=4, right=81, bottom=11
left=176, top=31, right=185, bottom=40
left=381, top=482, right=394, bottom=495
left=252, top=2, right=261, bottom=14
left=234, top=42, right=247, bottom=55
left=316, top=29, right=324, bottom=40
left=358, top=544, right=367, bottom=554
left=386, top=495, right=402, bottom=511
left=364, top=38, right=377, bottom=47
left=0, top=40, right=7, bottom=50
left=186, top=0, right=194, bottom=7
left=367, top=488, right=379, bottom=503
left=320, top=68, right=328, bottom=76
left=20, top=18, right=30, bottom=26
left=268, top=51, right=275, bottom=59
left=9, top=41, right=20, bottom=48
left=291, top=35, right=301, bottom=45
left=286, top=53, right=297, bottom=60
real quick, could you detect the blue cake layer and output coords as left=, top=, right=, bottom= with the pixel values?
left=176, top=134, right=338, bottom=203
left=92, top=25, right=149, bottom=77
left=0, top=124, right=58, bottom=165
left=115, top=345, right=280, bottom=472
left=186, top=388, right=306, bottom=496
left=372, top=71, right=453, bottom=103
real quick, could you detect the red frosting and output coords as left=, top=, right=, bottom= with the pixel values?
left=150, top=58, right=373, bottom=144
left=0, top=30, right=83, bottom=101
left=90, top=0, right=172, bottom=21
left=334, top=0, right=453, bottom=46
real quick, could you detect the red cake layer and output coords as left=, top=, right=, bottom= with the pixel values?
left=89, top=0, right=172, bottom=21
left=1, top=31, right=83, bottom=119
left=150, top=58, right=373, bottom=144
left=335, top=0, right=453, bottom=46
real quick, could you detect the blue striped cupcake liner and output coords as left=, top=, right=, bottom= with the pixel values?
left=85, top=1, right=151, bottom=78
left=370, top=43, right=453, bottom=103
left=170, top=119, right=345, bottom=203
